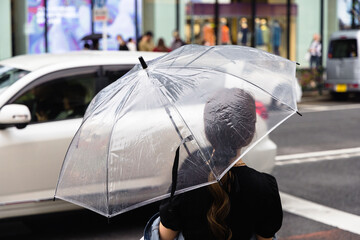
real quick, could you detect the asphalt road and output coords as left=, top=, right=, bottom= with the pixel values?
left=270, top=93, right=360, bottom=239
left=1, top=93, right=360, bottom=240
left=271, top=100, right=360, bottom=155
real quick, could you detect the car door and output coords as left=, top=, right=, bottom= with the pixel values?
left=0, top=66, right=100, bottom=204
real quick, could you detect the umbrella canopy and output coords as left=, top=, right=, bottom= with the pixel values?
left=55, top=45, right=298, bottom=218
left=81, top=33, right=110, bottom=41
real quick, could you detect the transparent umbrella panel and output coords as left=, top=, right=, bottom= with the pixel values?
left=55, top=45, right=297, bottom=217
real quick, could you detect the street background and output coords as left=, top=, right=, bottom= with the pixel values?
left=1, top=0, right=360, bottom=239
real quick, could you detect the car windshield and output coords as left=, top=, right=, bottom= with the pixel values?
left=0, top=65, right=30, bottom=96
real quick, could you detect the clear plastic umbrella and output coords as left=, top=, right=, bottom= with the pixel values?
left=55, top=45, right=299, bottom=218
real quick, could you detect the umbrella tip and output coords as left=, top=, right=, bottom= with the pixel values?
left=296, top=111, right=303, bottom=116
left=138, top=56, right=148, bottom=69
left=296, top=62, right=300, bottom=66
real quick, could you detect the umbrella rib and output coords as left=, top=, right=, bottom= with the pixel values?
left=104, top=79, right=142, bottom=216
left=148, top=74, right=218, bottom=183
left=81, top=70, right=140, bottom=123
left=162, top=46, right=215, bottom=71
left=167, top=46, right=186, bottom=70
left=183, top=46, right=215, bottom=68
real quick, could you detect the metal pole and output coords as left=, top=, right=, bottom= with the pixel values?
left=320, top=0, right=324, bottom=67
left=251, top=0, right=256, bottom=48
left=44, top=0, right=48, bottom=53
left=135, top=0, right=139, bottom=42
left=286, top=0, right=290, bottom=59
left=214, top=0, right=219, bottom=45
left=352, top=0, right=356, bottom=29
left=176, top=0, right=180, bottom=32
left=91, top=0, right=94, bottom=34
left=190, top=1, right=194, bottom=43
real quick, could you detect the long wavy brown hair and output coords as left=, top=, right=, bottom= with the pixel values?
left=204, top=88, right=256, bottom=240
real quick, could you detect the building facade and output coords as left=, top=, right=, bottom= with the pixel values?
left=0, top=0, right=342, bottom=68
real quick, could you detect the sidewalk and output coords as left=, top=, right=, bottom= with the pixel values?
left=300, top=90, right=331, bottom=103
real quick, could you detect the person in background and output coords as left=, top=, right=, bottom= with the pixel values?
left=127, top=38, right=137, bottom=51
left=239, top=18, right=248, bottom=46
left=272, top=20, right=281, bottom=56
left=83, top=43, right=91, bottom=50
left=308, top=33, right=322, bottom=69
left=117, top=35, right=129, bottom=51
left=202, top=20, right=215, bottom=46
left=139, top=31, right=155, bottom=51
left=220, top=18, right=231, bottom=45
left=170, top=30, right=185, bottom=50
left=55, top=84, right=87, bottom=120
left=154, top=38, right=171, bottom=52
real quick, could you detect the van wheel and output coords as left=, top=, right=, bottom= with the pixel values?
left=330, top=92, right=349, bottom=101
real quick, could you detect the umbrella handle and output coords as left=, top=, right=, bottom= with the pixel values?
left=170, top=136, right=194, bottom=200
left=170, top=146, right=180, bottom=200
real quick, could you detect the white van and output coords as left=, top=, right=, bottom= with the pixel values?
left=326, top=30, right=360, bottom=99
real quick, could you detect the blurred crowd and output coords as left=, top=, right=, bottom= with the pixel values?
left=114, top=30, right=186, bottom=53
left=83, top=17, right=284, bottom=55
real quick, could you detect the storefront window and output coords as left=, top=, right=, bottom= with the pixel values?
left=185, top=1, right=296, bottom=58
left=94, top=0, right=142, bottom=50
left=27, top=0, right=46, bottom=54
left=26, top=0, right=141, bottom=53
left=46, top=0, right=92, bottom=53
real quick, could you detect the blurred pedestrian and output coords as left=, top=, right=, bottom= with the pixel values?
left=117, top=35, right=129, bottom=51
left=153, top=38, right=171, bottom=52
left=170, top=30, right=185, bottom=50
left=272, top=20, right=281, bottom=56
left=139, top=31, right=155, bottom=51
left=202, top=20, right=215, bottom=46
left=92, top=40, right=99, bottom=50
left=127, top=38, right=137, bottom=51
left=156, top=88, right=283, bottom=240
left=308, top=33, right=322, bottom=69
left=239, top=19, right=248, bottom=46
left=83, top=43, right=91, bottom=50
left=220, top=18, right=231, bottom=45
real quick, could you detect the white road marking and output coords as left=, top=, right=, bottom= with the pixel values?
left=299, top=103, right=360, bottom=113
left=281, top=192, right=360, bottom=235
left=276, top=147, right=360, bottom=165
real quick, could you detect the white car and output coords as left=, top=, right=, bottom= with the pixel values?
left=0, top=51, right=277, bottom=219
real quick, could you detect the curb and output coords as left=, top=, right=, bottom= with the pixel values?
left=300, top=90, right=331, bottom=102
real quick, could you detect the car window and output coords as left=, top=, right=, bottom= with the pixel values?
left=0, top=66, right=29, bottom=96
left=328, top=39, right=358, bottom=58
left=12, top=68, right=98, bottom=123
left=102, top=65, right=133, bottom=85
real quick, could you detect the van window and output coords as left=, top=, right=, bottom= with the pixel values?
left=328, top=39, right=358, bottom=58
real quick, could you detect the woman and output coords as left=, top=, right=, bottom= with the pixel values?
left=158, top=88, right=283, bottom=240
left=153, top=38, right=171, bottom=52
left=308, top=33, right=321, bottom=69
left=117, top=35, right=129, bottom=51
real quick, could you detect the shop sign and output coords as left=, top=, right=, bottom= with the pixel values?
left=94, top=0, right=108, bottom=22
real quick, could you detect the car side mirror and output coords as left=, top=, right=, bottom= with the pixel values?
left=0, top=104, right=31, bottom=129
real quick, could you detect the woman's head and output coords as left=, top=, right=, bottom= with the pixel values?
left=204, top=88, right=256, bottom=159
left=204, top=88, right=256, bottom=240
